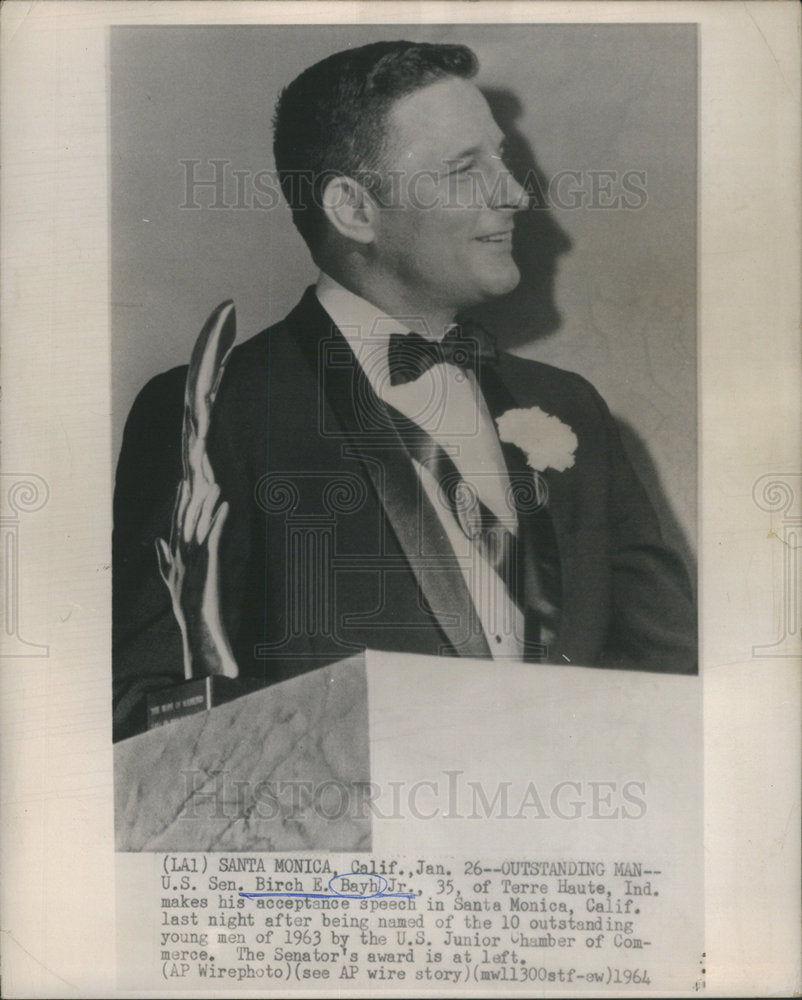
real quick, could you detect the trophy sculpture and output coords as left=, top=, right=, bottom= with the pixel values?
left=147, top=301, right=243, bottom=728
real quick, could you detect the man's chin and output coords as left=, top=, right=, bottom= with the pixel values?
left=479, top=262, right=522, bottom=301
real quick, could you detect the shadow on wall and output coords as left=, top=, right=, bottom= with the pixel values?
left=468, top=88, right=573, bottom=350
left=473, top=88, right=697, bottom=583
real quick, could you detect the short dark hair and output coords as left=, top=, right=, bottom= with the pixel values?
left=273, top=40, right=479, bottom=251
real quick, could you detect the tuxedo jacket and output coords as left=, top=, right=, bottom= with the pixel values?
left=112, top=287, right=696, bottom=740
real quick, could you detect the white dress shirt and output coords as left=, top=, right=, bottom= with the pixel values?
left=316, top=272, right=524, bottom=659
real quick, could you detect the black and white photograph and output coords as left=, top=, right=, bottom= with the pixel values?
left=111, top=21, right=700, bottom=858
left=1, top=3, right=799, bottom=997
left=112, top=26, right=697, bottom=733
left=109, top=20, right=698, bottom=988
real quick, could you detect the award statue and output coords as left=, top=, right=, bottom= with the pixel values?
left=147, top=301, right=243, bottom=728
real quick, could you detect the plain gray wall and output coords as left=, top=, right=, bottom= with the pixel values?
left=111, top=23, right=697, bottom=568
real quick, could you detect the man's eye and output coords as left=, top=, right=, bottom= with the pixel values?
left=447, top=161, right=475, bottom=176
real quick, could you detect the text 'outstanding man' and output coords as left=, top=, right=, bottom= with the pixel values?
left=112, top=41, right=697, bottom=740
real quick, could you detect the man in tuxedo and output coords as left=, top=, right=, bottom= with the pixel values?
left=113, top=40, right=696, bottom=741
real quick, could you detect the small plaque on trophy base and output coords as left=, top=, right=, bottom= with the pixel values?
left=146, top=676, right=242, bottom=730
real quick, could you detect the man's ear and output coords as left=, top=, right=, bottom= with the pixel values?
left=321, top=175, right=377, bottom=245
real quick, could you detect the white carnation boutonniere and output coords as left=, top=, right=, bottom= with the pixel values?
left=495, top=406, right=578, bottom=473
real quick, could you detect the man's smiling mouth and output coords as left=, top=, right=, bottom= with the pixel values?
left=475, top=230, right=513, bottom=243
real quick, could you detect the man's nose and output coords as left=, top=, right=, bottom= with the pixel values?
left=490, top=163, right=530, bottom=212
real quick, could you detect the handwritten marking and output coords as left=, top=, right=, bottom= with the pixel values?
left=239, top=873, right=417, bottom=900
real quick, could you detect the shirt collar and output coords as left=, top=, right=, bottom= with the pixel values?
left=314, top=272, right=479, bottom=424
left=316, top=271, right=423, bottom=401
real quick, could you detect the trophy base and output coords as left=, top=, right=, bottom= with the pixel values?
left=146, top=675, right=242, bottom=730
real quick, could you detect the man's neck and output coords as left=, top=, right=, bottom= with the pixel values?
left=318, top=265, right=456, bottom=341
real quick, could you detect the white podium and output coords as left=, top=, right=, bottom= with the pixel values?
left=115, top=650, right=702, bottom=992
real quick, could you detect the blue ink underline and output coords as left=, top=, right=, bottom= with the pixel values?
left=239, top=873, right=417, bottom=900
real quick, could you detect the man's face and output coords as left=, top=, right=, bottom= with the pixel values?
left=368, top=76, right=529, bottom=328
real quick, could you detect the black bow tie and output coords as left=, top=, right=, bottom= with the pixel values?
left=387, top=322, right=498, bottom=386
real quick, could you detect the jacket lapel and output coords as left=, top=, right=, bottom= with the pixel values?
left=476, top=357, right=566, bottom=657
left=288, top=290, right=490, bottom=659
